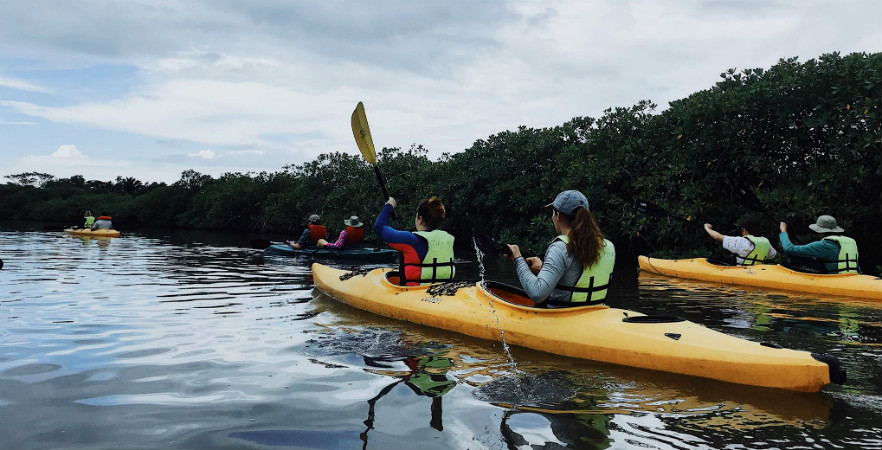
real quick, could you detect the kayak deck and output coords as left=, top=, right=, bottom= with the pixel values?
left=265, top=244, right=397, bottom=263
left=639, top=256, right=882, bottom=301
left=312, top=263, right=842, bottom=392
left=64, top=228, right=121, bottom=238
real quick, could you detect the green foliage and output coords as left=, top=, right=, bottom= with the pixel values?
left=1, top=52, right=879, bottom=271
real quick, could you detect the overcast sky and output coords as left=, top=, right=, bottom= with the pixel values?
left=1, top=1, right=879, bottom=184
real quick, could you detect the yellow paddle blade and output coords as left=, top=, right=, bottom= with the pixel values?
left=351, top=101, right=377, bottom=166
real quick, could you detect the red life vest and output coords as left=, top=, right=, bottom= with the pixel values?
left=97, top=216, right=112, bottom=220
left=344, top=226, right=364, bottom=245
left=308, top=224, right=327, bottom=244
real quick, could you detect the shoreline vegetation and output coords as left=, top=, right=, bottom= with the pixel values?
left=2, top=52, right=880, bottom=273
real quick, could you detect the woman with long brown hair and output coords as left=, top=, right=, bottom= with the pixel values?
left=506, top=190, right=615, bottom=306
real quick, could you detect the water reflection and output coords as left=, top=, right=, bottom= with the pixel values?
left=2, top=229, right=881, bottom=450
left=360, top=355, right=455, bottom=444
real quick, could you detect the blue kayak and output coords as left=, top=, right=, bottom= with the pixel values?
left=264, top=244, right=398, bottom=263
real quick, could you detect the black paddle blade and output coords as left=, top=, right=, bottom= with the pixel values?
left=634, top=200, right=669, bottom=218
left=473, top=233, right=511, bottom=256
left=250, top=239, right=273, bottom=250
left=733, top=186, right=765, bottom=212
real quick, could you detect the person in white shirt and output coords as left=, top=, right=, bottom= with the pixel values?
left=704, top=216, right=777, bottom=265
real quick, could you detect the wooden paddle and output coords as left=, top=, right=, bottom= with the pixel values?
left=351, top=102, right=395, bottom=223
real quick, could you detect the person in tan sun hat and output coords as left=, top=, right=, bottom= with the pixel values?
left=317, top=215, right=366, bottom=249
left=779, top=215, right=860, bottom=274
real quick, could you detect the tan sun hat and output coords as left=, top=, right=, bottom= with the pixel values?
left=343, top=215, right=364, bottom=227
left=808, top=215, right=844, bottom=233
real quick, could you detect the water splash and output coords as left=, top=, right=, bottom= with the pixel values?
left=474, top=237, right=521, bottom=375
left=472, top=237, right=486, bottom=282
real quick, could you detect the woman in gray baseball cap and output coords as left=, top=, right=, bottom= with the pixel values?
left=779, top=215, right=861, bottom=273
left=506, top=189, right=616, bottom=307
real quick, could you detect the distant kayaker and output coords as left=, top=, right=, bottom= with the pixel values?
left=703, top=216, right=777, bottom=265
left=83, top=211, right=95, bottom=229
left=317, top=216, right=366, bottom=249
left=506, top=190, right=615, bottom=307
left=91, top=212, right=113, bottom=230
left=374, top=196, right=455, bottom=285
left=288, top=214, right=327, bottom=249
left=779, top=216, right=861, bottom=274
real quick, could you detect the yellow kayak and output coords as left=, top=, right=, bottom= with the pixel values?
left=64, top=228, right=121, bottom=238
left=312, top=263, right=844, bottom=392
left=639, top=256, right=882, bottom=301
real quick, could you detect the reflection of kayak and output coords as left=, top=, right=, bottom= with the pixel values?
left=64, top=228, right=121, bottom=238
left=639, top=256, right=882, bottom=301
left=265, top=244, right=397, bottom=263
left=312, top=263, right=844, bottom=392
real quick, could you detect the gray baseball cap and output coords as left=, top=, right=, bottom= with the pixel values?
left=545, top=190, right=589, bottom=216
left=308, top=214, right=320, bottom=223
left=808, top=215, right=844, bottom=233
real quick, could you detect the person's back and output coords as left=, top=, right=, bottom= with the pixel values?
left=508, top=190, right=615, bottom=306
left=319, top=216, right=366, bottom=249
left=289, top=214, right=326, bottom=249
left=374, top=197, right=455, bottom=285
left=779, top=215, right=861, bottom=274
left=704, top=216, right=777, bottom=266
left=92, top=212, right=112, bottom=230
left=83, top=211, right=95, bottom=229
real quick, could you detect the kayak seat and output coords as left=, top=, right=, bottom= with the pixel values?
left=482, top=281, right=539, bottom=308
left=705, top=257, right=737, bottom=267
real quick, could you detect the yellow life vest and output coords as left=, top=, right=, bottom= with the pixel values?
left=553, top=235, right=615, bottom=304
left=822, top=236, right=860, bottom=274
left=405, top=230, right=456, bottom=285
left=740, top=235, right=771, bottom=266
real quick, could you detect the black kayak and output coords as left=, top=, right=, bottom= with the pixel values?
left=264, top=244, right=398, bottom=263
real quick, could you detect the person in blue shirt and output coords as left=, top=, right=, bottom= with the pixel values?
left=779, top=215, right=861, bottom=274
left=374, top=196, right=455, bottom=285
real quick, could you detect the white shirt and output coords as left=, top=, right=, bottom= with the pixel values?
left=722, top=236, right=778, bottom=264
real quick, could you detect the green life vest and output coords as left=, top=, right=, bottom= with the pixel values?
left=740, top=235, right=771, bottom=266
left=822, top=236, right=860, bottom=274
left=552, top=235, right=615, bottom=304
left=83, top=216, right=95, bottom=228
left=410, top=230, right=456, bottom=284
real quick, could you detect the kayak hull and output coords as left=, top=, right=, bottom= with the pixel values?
left=639, top=256, right=882, bottom=301
left=265, top=244, right=397, bottom=263
left=312, top=263, right=839, bottom=392
left=64, top=228, right=121, bottom=238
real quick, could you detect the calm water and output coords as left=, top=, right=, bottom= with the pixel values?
left=1, top=228, right=881, bottom=450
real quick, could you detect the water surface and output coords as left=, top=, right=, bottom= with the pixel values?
left=1, top=229, right=880, bottom=449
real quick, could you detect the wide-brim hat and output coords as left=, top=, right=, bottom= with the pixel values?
left=343, top=215, right=364, bottom=227
left=308, top=214, right=320, bottom=223
left=545, top=189, right=589, bottom=216
left=808, top=215, right=844, bottom=233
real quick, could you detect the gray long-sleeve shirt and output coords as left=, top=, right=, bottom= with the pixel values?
left=514, top=240, right=583, bottom=304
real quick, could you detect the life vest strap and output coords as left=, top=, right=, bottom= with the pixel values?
left=399, top=258, right=455, bottom=285
left=831, top=253, right=860, bottom=273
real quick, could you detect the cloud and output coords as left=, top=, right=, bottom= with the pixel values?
left=0, top=119, right=37, bottom=125
left=51, top=144, right=87, bottom=159
left=0, top=75, right=50, bottom=93
left=188, top=149, right=216, bottom=159
left=0, top=1, right=879, bottom=183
